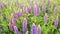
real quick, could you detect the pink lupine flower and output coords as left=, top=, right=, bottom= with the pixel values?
left=20, top=2, right=24, bottom=8
left=48, top=0, right=51, bottom=13
left=42, top=0, right=46, bottom=14
left=48, top=0, right=51, bottom=7
left=37, top=25, right=41, bottom=34
left=14, top=26, right=19, bottom=34
left=22, top=18, right=27, bottom=34
left=54, top=16, right=58, bottom=27
left=10, top=15, right=16, bottom=26
left=24, top=6, right=31, bottom=14
left=8, top=23, right=13, bottom=31
left=14, top=9, right=22, bottom=19
left=44, top=13, right=48, bottom=24
left=0, top=3, right=2, bottom=8
left=3, top=3, right=7, bottom=8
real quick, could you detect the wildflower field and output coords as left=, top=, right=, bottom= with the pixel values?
left=0, top=0, right=60, bottom=34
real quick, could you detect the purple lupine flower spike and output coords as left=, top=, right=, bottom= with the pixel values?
left=32, top=23, right=37, bottom=34
left=0, top=3, right=2, bottom=8
left=44, top=13, right=48, bottom=24
left=14, top=26, right=19, bottom=34
left=42, top=0, right=46, bottom=14
left=22, top=18, right=27, bottom=34
left=54, top=16, right=58, bottom=27
left=14, top=9, right=22, bottom=18
left=11, top=15, right=16, bottom=26
left=20, top=2, right=24, bottom=8
left=34, top=4, right=39, bottom=17
left=8, top=23, right=13, bottom=31
left=3, top=3, right=7, bottom=8
left=48, top=0, right=51, bottom=7
left=18, top=9, right=22, bottom=17
left=48, top=0, right=51, bottom=14
left=37, top=25, right=41, bottom=34
left=24, top=6, right=29, bottom=14
left=30, top=0, right=34, bottom=10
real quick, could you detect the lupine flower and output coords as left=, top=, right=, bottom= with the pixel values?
left=44, top=13, right=48, bottom=24
left=14, top=9, right=22, bottom=18
left=3, top=4, right=7, bottom=8
left=36, top=0, right=40, bottom=6
left=24, top=6, right=31, bottom=14
left=8, top=23, right=13, bottom=31
left=42, top=0, right=46, bottom=14
left=48, top=0, right=51, bottom=14
left=54, top=16, right=58, bottom=27
left=48, top=0, right=51, bottom=7
left=31, top=23, right=37, bottom=34
left=20, top=2, right=24, bottom=8
left=30, top=2, right=33, bottom=11
left=11, top=15, right=16, bottom=26
left=30, top=0, right=34, bottom=10
left=14, top=26, right=19, bottom=34
left=0, top=3, right=2, bottom=8
left=22, top=18, right=27, bottom=34
left=37, top=25, right=41, bottom=34
left=34, top=4, right=39, bottom=17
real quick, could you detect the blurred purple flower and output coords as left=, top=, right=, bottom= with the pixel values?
left=37, top=25, right=41, bottom=34
left=20, top=2, right=24, bottom=8
left=0, top=3, right=2, bottom=8
left=4, top=4, right=7, bottom=8
left=14, top=26, right=19, bottom=34
left=11, top=15, right=16, bottom=26
left=8, top=23, right=13, bottom=31
left=30, top=0, right=34, bottom=10
left=32, top=23, right=37, bottom=34
left=42, top=0, right=46, bottom=14
left=54, top=16, right=58, bottom=27
left=44, top=13, right=48, bottom=24
left=34, top=4, right=39, bottom=17
left=48, top=0, right=51, bottom=14
left=22, top=18, right=27, bottom=34
left=14, top=9, right=22, bottom=18
left=48, top=0, right=51, bottom=7
left=24, top=6, right=31, bottom=14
